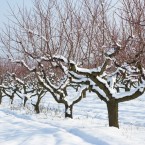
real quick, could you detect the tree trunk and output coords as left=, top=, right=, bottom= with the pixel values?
left=24, top=97, right=28, bottom=107
left=32, top=97, right=41, bottom=114
left=34, top=99, right=41, bottom=114
left=0, top=97, right=2, bottom=104
left=0, top=90, right=2, bottom=104
left=0, top=96, right=2, bottom=104
left=10, top=95, right=14, bottom=104
left=11, top=99, right=14, bottom=104
left=34, top=104, right=40, bottom=114
left=107, top=98, right=119, bottom=128
left=65, top=104, right=73, bottom=118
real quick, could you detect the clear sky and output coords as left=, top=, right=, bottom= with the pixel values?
left=0, top=0, right=33, bottom=57
left=0, top=0, right=118, bottom=28
left=0, top=0, right=119, bottom=27
left=0, top=0, right=33, bottom=28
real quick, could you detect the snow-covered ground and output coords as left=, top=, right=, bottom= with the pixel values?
left=0, top=92, right=145, bottom=145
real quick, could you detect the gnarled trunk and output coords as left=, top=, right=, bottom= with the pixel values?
left=107, top=98, right=119, bottom=128
left=65, top=104, right=73, bottom=118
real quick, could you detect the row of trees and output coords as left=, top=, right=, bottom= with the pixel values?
left=0, top=0, right=145, bottom=128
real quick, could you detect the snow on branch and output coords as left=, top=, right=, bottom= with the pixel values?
left=64, top=85, right=88, bottom=106
left=114, top=79, right=145, bottom=101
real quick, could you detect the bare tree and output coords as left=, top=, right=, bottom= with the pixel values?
left=0, top=59, right=7, bottom=104
left=1, top=0, right=145, bottom=128
left=52, top=46, right=145, bottom=128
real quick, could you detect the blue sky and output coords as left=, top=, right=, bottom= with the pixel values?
left=0, top=0, right=33, bottom=56
left=0, top=0, right=118, bottom=28
left=0, top=0, right=33, bottom=27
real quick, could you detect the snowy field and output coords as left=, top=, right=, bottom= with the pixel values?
left=0, top=92, right=145, bottom=145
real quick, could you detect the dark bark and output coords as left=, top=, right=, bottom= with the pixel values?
left=107, top=98, right=119, bottom=128
left=33, top=99, right=41, bottom=114
left=24, top=97, right=28, bottom=107
left=117, top=89, right=144, bottom=103
left=10, top=95, right=14, bottom=104
left=34, top=103, right=40, bottom=114
left=65, top=104, right=73, bottom=118
left=0, top=97, right=2, bottom=104
left=0, top=89, right=3, bottom=104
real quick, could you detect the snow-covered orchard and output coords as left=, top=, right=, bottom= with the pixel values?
left=0, top=0, right=145, bottom=144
